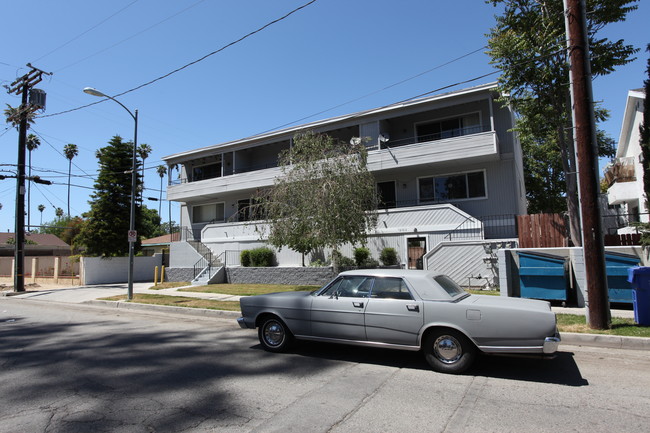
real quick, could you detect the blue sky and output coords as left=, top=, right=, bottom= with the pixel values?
left=1, top=0, right=648, bottom=233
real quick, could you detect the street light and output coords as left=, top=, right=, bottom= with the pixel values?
left=83, top=87, right=138, bottom=300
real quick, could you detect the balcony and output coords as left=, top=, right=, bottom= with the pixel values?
left=604, top=157, right=636, bottom=188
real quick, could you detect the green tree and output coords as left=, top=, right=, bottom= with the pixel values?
left=140, top=205, right=165, bottom=239
left=4, top=104, right=35, bottom=130
left=641, top=44, right=650, bottom=210
left=486, top=0, right=637, bottom=245
left=255, top=131, right=378, bottom=266
left=137, top=143, right=152, bottom=204
left=156, top=164, right=167, bottom=215
left=25, top=133, right=41, bottom=228
left=63, top=143, right=78, bottom=217
left=38, top=204, right=45, bottom=225
left=76, top=136, right=142, bottom=256
left=41, top=215, right=84, bottom=247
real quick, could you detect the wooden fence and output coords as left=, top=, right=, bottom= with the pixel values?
left=516, top=214, right=568, bottom=248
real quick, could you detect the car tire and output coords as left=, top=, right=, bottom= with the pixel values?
left=258, top=316, right=293, bottom=353
left=423, top=329, right=476, bottom=374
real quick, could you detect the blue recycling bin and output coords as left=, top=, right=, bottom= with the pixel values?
left=627, top=267, right=650, bottom=326
left=606, top=252, right=640, bottom=304
left=518, top=252, right=568, bottom=302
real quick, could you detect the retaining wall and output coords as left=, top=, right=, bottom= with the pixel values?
left=225, top=267, right=336, bottom=286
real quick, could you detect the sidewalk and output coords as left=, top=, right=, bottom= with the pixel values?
left=3, top=282, right=649, bottom=350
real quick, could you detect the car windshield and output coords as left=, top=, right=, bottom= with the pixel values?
left=433, top=275, right=466, bottom=297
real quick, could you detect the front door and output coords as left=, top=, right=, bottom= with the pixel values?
left=407, top=237, right=426, bottom=269
left=310, top=276, right=372, bottom=341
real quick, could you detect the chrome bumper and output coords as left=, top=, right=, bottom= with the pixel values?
left=237, top=317, right=253, bottom=329
left=543, top=335, right=561, bottom=354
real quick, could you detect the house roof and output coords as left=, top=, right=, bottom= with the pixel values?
left=141, top=232, right=180, bottom=246
left=162, top=82, right=500, bottom=164
left=0, top=232, right=70, bottom=247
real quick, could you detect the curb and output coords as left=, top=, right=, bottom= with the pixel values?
left=560, top=332, right=650, bottom=351
left=86, top=300, right=650, bottom=351
left=84, top=300, right=241, bottom=320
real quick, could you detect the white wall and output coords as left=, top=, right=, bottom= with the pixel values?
left=81, top=254, right=163, bottom=285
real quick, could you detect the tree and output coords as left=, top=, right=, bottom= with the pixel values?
left=137, top=143, right=152, bottom=204
left=63, top=143, right=79, bottom=217
left=156, top=164, right=167, bottom=215
left=41, top=215, right=84, bottom=247
left=254, top=131, right=378, bottom=266
left=38, top=204, right=45, bottom=225
left=75, top=136, right=142, bottom=256
left=486, top=0, right=637, bottom=245
left=55, top=207, right=64, bottom=217
left=4, top=104, right=35, bottom=130
left=641, top=44, right=650, bottom=210
left=140, top=205, right=165, bottom=239
left=25, top=133, right=41, bottom=228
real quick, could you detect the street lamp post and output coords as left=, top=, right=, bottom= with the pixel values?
left=83, top=87, right=138, bottom=300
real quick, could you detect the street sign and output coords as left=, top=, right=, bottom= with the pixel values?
left=128, top=230, right=137, bottom=243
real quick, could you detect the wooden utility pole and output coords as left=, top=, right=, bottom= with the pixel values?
left=6, top=64, right=51, bottom=292
left=564, top=0, right=610, bottom=329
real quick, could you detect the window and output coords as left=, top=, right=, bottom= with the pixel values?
left=192, top=203, right=224, bottom=223
left=416, top=113, right=481, bottom=142
left=192, top=156, right=222, bottom=181
left=320, top=276, right=373, bottom=298
left=370, top=277, right=413, bottom=300
left=377, top=181, right=397, bottom=209
left=418, top=171, right=486, bottom=203
left=433, top=275, right=466, bottom=297
left=237, top=199, right=251, bottom=222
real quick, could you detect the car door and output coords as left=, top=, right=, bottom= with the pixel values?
left=310, top=276, right=372, bottom=341
left=364, top=277, right=423, bottom=346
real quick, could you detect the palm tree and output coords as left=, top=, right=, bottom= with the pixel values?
left=55, top=207, right=64, bottom=218
left=4, top=104, right=35, bottom=130
left=38, top=204, right=45, bottom=225
left=137, top=143, right=152, bottom=204
left=156, top=165, right=167, bottom=215
left=26, top=134, right=41, bottom=228
left=63, top=143, right=78, bottom=217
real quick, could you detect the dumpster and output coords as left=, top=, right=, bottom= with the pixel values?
left=605, top=252, right=640, bottom=304
left=627, top=267, right=650, bottom=326
left=518, top=252, right=569, bottom=302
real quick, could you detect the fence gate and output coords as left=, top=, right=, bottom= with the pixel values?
left=516, top=214, right=568, bottom=248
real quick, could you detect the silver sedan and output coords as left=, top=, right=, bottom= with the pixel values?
left=237, top=269, right=560, bottom=374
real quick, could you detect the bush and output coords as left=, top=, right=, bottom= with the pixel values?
left=379, top=247, right=398, bottom=266
left=354, top=247, right=371, bottom=267
left=331, top=250, right=355, bottom=268
left=249, top=247, right=275, bottom=267
left=240, top=250, right=251, bottom=267
left=359, top=258, right=379, bottom=269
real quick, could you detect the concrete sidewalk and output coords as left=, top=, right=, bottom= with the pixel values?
left=3, top=282, right=649, bottom=350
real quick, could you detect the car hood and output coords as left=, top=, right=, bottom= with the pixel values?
left=463, top=294, right=552, bottom=313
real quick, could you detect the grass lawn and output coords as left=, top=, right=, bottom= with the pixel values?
left=100, top=293, right=240, bottom=311
left=556, top=313, right=650, bottom=338
left=148, top=282, right=191, bottom=290
left=178, top=283, right=320, bottom=296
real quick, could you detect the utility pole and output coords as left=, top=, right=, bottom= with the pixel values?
left=564, top=0, right=610, bottom=329
left=5, top=64, right=51, bottom=292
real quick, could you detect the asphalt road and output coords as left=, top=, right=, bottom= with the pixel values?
left=1, top=298, right=649, bottom=433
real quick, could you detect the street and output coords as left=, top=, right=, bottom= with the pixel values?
left=1, top=298, right=649, bottom=433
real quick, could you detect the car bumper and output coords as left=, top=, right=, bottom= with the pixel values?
left=543, top=334, right=561, bottom=354
left=237, top=317, right=254, bottom=329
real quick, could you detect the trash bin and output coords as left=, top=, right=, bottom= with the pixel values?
left=518, top=252, right=569, bottom=302
left=605, top=252, right=640, bottom=304
left=627, top=267, right=650, bottom=326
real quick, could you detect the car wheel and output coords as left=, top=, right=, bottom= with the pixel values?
left=423, top=329, right=476, bottom=374
left=258, top=316, right=293, bottom=353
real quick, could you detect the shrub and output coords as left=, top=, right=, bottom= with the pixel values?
left=331, top=250, right=355, bottom=268
left=354, top=247, right=371, bottom=266
left=380, top=247, right=398, bottom=266
left=240, top=250, right=251, bottom=267
left=360, top=258, right=379, bottom=269
left=249, top=247, right=275, bottom=267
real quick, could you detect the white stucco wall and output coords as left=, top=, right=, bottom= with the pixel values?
left=80, top=255, right=163, bottom=285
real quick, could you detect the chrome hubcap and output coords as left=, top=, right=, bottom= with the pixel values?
left=264, top=321, right=284, bottom=346
left=433, top=335, right=462, bottom=364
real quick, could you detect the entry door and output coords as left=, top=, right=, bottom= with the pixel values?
left=310, top=276, right=372, bottom=341
left=407, top=237, right=426, bottom=269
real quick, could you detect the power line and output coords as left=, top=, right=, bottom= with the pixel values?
left=54, top=0, right=207, bottom=72
left=39, top=0, right=319, bottom=119
left=32, top=0, right=142, bottom=63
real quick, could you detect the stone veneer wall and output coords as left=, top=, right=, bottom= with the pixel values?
left=166, top=267, right=195, bottom=282
left=225, top=267, right=336, bottom=286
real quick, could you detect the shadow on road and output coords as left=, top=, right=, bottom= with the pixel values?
left=256, top=341, right=588, bottom=386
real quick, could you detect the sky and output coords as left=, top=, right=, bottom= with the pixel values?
left=1, top=0, right=648, bottom=234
